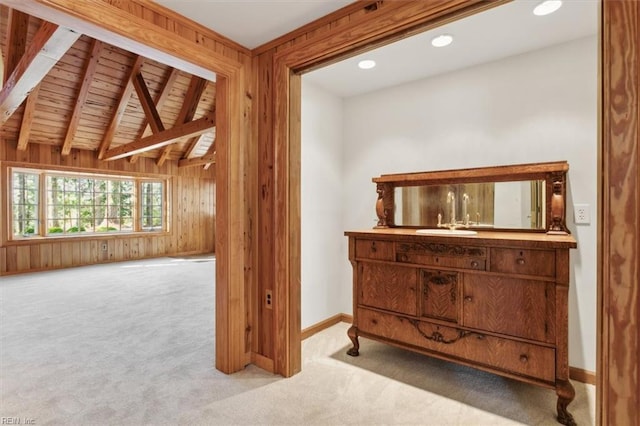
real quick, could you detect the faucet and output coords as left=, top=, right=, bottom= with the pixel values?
left=447, top=191, right=456, bottom=227
left=462, top=193, right=470, bottom=225
left=436, top=191, right=472, bottom=230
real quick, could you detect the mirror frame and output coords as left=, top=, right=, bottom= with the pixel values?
left=373, top=161, right=570, bottom=234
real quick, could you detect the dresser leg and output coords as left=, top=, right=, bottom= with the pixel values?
left=556, top=380, right=576, bottom=426
left=347, top=325, right=360, bottom=356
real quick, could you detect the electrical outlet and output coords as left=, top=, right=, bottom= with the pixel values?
left=101, top=243, right=108, bottom=252
left=265, top=290, right=273, bottom=309
left=574, top=204, right=590, bottom=225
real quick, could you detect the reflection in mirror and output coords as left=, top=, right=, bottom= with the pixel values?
left=395, top=180, right=545, bottom=230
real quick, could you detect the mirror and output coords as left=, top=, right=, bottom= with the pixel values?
left=374, top=161, right=568, bottom=234
left=395, top=180, right=545, bottom=229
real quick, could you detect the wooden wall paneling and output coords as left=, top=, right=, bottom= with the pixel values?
left=39, top=242, right=51, bottom=268
left=16, top=245, right=29, bottom=270
left=5, top=245, right=17, bottom=271
left=0, top=247, right=6, bottom=274
left=600, top=1, right=640, bottom=425
left=51, top=241, right=61, bottom=268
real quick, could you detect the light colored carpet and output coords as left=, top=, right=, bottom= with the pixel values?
left=0, top=257, right=595, bottom=425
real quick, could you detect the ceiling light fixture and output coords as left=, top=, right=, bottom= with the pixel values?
left=431, top=34, right=453, bottom=48
left=533, top=0, right=562, bottom=16
left=358, top=59, right=376, bottom=70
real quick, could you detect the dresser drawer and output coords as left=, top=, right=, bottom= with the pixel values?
left=396, top=242, right=486, bottom=271
left=355, top=239, right=394, bottom=261
left=397, top=252, right=485, bottom=271
left=490, top=248, right=555, bottom=277
left=358, top=308, right=556, bottom=383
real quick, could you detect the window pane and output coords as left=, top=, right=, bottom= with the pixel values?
left=12, top=171, right=39, bottom=236
left=141, top=181, right=164, bottom=230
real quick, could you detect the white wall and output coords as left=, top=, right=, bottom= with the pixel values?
left=302, top=35, right=597, bottom=371
left=301, top=81, right=349, bottom=328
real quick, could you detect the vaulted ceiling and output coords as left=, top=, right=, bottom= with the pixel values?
left=0, top=7, right=217, bottom=168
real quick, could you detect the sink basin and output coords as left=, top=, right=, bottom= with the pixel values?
left=416, top=229, right=478, bottom=236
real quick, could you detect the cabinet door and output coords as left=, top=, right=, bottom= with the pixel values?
left=420, top=270, right=458, bottom=323
left=360, top=263, right=417, bottom=315
left=463, top=274, right=555, bottom=343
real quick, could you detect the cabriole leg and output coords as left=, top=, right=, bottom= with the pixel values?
left=556, top=380, right=576, bottom=426
left=347, top=325, right=359, bottom=356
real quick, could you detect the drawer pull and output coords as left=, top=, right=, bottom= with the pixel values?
left=516, top=258, right=526, bottom=265
left=399, top=254, right=408, bottom=262
left=520, top=354, right=529, bottom=363
left=464, top=296, right=473, bottom=302
left=371, top=242, right=377, bottom=253
left=470, top=260, right=479, bottom=268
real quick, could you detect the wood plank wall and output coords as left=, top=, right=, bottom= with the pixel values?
left=600, top=1, right=640, bottom=425
left=0, top=143, right=215, bottom=275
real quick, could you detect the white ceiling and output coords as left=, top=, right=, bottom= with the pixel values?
left=305, top=0, right=599, bottom=97
left=153, top=0, right=353, bottom=49
left=153, top=0, right=599, bottom=98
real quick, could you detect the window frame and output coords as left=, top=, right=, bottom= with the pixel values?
left=7, top=166, right=170, bottom=241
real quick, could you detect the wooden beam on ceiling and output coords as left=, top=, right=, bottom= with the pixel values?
left=132, top=72, right=165, bottom=134
left=157, top=75, right=208, bottom=166
left=97, top=55, right=145, bottom=160
left=178, top=152, right=216, bottom=168
left=61, top=38, right=103, bottom=155
left=0, top=20, right=80, bottom=124
left=130, top=67, right=181, bottom=163
left=103, top=114, right=215, bottom=161
left=17, top=82, right=40, bottom=151
left=4, top=9, right=30, bottom=85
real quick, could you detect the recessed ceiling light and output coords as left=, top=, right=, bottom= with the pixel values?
left=358, top=59, right=376, bottom=70
left=431, top=34, right=453, bottom=48
left=533, top=0, right=562, bottom=16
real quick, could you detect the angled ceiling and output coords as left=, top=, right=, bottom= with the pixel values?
left=0, top=7, right=217, bottom=167
left=153, top=0, right=354, bottom=49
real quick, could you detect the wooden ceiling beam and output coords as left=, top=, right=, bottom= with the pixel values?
left=4, top=9, right=30, bottom=85
left=157, top=76, right=207, bottom=166
left=0, top=20, right=80, bottom=124
left=132, top=72, right=165, bottom=133
left=61, top=39, right=103, bottom=155
left=103, top=114, right=215, bottom=161
left=17, top=83, right=40, bottom=151
left=97, top=55, right=145, bottom=159
left=130, top=67, right=181, bottom=164
left=178, top=152, right=216, bottom=168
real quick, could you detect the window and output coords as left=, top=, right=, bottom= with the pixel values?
left=10, top=169, right=166, bottom=239
left=141, top=181, right=163, bottom=230
left=12, top=171, right=39, bottom=236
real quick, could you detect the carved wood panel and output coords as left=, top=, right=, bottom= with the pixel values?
left=360, top=263, right=417, bottom=316
left=463, top=274, right=555, bottom=344
left=421, top=270, right=458, bottom=322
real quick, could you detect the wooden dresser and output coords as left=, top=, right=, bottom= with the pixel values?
left=345, top=229, right=577, bottom=425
